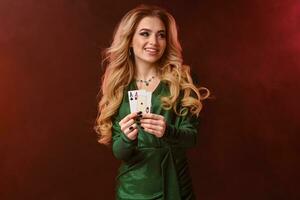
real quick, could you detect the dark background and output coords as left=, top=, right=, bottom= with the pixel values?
left=1, top=0, right=299, bottom=199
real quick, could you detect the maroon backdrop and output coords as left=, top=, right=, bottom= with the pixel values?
left=1, top=0, right=299, bottom=199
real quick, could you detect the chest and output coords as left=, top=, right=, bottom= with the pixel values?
left=135, top=78, right=160, bottom=93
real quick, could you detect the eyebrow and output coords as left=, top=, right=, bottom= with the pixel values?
left=139, top=28, right=166, bottom=33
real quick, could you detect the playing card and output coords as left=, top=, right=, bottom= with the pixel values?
left=128, top=90, right=139, bottom=113
left=145, top=91, right=152, bottom=113
left=137, top=90, right=147, bottom=113
left=128, top=89, right=152, bottom=113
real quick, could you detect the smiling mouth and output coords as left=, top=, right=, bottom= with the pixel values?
left=144, top=48, right=159, bottom=55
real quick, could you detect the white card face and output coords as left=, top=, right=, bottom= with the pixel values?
left=145, top=91, right=152, bottom=113
left=137, top=90, right=147, bottom=113
left=128, top=90, right=139, bottom=113
left=128, top=89, right=152, bottom=113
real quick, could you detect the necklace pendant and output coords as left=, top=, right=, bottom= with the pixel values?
left=135, top=75, right=155, bottom=87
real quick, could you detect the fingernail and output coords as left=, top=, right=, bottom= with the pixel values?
left=137, top=111, right=142, bottom=115
left=129, top=126, right=133, bottom=130
left=141, top=126, right=144, bottom=130
left=138, top=114, right=143, bottom=118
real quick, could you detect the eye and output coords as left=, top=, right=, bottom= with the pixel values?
left=139, top=32, right=149, bottom=37
left=157, top=32, right=166, bottom=39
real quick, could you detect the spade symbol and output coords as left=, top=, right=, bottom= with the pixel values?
left=130, top=92, right=133, bottom=101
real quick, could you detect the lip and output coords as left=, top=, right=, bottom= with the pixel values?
left=144, top=48, right=159, bottom=55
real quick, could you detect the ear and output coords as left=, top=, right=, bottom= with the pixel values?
left=129, top=40, right=134, bottom=48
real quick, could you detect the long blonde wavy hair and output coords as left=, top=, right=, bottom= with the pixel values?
left=95, top=4, right=210, bottom=145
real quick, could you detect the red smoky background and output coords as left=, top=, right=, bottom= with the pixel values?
left=1, top=0, right=299, bottom=199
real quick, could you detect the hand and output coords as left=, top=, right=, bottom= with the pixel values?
left=140, top=113, right=166, bottom=138
left=119, top=112, right=141, bottom=140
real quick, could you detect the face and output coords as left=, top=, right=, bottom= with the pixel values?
left=131, top=16, right=167, bottom=65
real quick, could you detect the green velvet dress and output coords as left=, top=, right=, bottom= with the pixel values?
left=112, top=80, right=199, bottom=200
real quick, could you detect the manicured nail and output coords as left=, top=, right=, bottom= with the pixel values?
left=129, top=126, right=133, bottom=131
left=137, top=111, right=142, bottom=115
left=141, top=126, right=144, bottom=130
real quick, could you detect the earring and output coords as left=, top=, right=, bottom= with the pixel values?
left=129, top=47, right=133, bottom=56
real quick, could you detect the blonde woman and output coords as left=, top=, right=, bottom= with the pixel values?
left=95, top=4, right=209, bottom=200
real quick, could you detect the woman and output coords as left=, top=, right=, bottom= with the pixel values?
left=95, top=4, right=210, bottom=200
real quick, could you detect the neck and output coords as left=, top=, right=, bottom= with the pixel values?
left=134, top=61, right=158, bottom=80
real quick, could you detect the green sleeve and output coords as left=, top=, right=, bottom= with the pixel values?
left=163, top=110, right=200, bottom=148
left=112, top=117, right=137, bottom=161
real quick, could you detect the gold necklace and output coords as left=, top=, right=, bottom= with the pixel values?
left=135, top=76, right=155, bottom=86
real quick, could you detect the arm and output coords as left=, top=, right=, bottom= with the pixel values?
left=112, top=117, right=138, bottom=161
left=140, top=110, right=200, bottom=148
left=163, top=111, right=200, bottom=148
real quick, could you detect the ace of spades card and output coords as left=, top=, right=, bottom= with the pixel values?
left=128, top=90, right=152, bottom=114
left=128, top=90, right=139, bottom=113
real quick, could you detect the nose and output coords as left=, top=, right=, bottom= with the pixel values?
left=149, top=35, right=158, bottom=45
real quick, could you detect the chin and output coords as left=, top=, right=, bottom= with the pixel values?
left=145, top=58, right=160, bottom=64
left=134, top=54, right=163, bottom=65
left=143, top=55, right=162, bottom=64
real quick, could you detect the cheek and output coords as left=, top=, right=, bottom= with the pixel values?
left=160, top=41, right=167, bottom=52
left=134, top=37, right=144, bottom=47
left=132, top=36, right=141, bottom=48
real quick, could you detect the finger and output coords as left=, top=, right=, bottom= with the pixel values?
left=127, top=128, right=138, bottom=139
left=119, top=112, right=139, bottom=125
left=140, top=118, right=164, bottom=127
left=119, top=113, right=135, bottom=125
left=135, top=111, right=143, bottom=121
left=142, top=127, right=162, bottom=137
left=123, top=123, right=137, bottom=135
left=120, top=118, right=134, bottom=132
left=122, top=119, right=136, bottom=131
left=141, top=123, right=164, bottom=132
left=141, top=113, right=165, bottom=121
